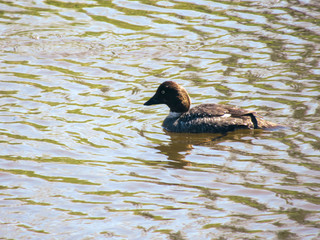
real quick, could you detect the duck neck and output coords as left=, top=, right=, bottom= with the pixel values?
left=167, top=90, right=191, bottom=113
left=167, top=111, right=183, bottom=118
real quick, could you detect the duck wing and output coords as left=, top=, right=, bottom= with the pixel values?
left=174, top=104, right=259, bottom=133
left=189, top=104, right=256, bottom=117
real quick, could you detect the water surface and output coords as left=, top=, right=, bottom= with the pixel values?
left=1, top=0, right=320, bottom=239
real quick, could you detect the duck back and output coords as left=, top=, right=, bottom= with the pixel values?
left=163, top=104, right=279, bottom=133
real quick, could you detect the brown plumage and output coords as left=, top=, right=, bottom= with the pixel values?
left=144, top=81, right=281, bottom=133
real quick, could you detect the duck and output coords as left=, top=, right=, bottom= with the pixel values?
left=144, top=81, right=280, bottom=133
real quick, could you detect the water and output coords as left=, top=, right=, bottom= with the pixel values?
left=0, top=0, right=319, bottom=239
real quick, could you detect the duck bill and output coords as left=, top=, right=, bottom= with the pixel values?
left=144, top=94, right=163, bottom=106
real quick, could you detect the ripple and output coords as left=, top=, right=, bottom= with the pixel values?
left=0, top=0, right=320, bottom=239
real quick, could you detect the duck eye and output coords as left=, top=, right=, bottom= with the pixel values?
left=161, top=90, right=165, bottom=95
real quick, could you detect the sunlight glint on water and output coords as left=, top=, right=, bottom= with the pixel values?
left=0, top=0, right=319, bottom=239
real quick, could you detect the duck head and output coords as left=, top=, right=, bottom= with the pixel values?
left=144, top=81, right=191, bottom=113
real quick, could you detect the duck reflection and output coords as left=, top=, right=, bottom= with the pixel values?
left=154, top=129, right=264, bottom=168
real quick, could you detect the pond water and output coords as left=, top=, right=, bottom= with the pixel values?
left=1, top=0, right=320, bottom=239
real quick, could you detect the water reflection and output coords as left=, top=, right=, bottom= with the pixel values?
left=1, top=0, right=320, bottom=239
left=156, top=130, right=258, bottom=164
